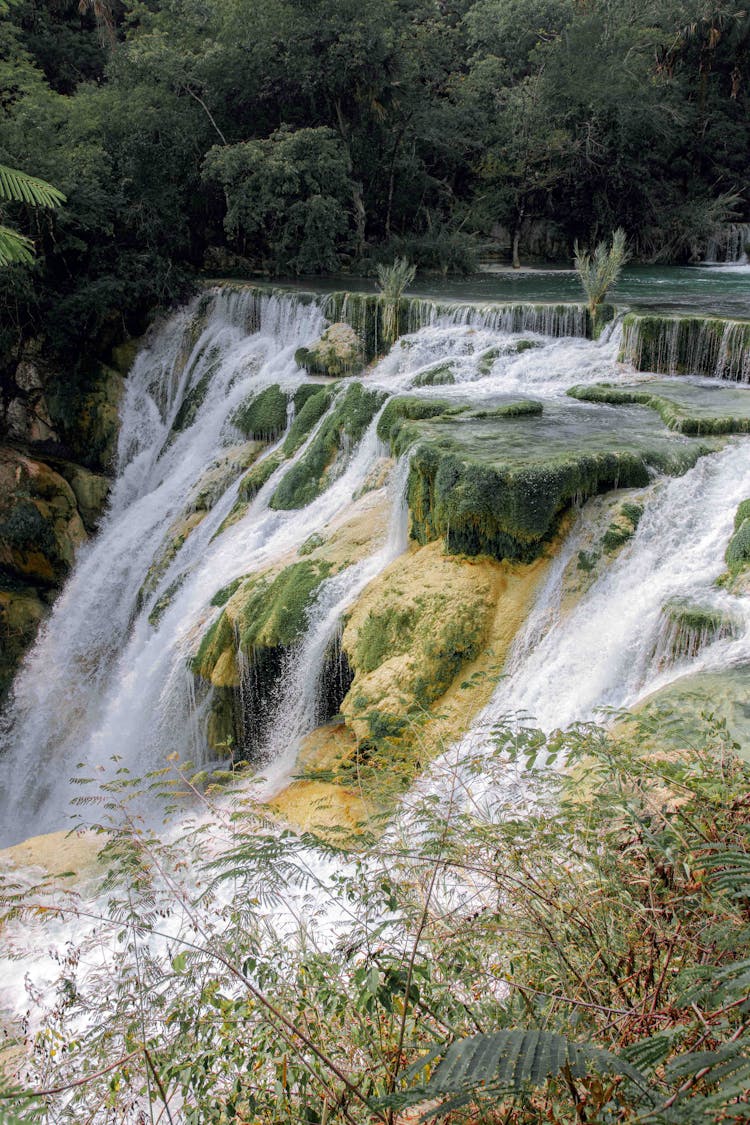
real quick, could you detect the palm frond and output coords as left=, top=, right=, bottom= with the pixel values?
left=0, top=164, right=66, bottom=208
left=0, top=225, right=34, bottom=266
left=574, top=228, right=629, bottom=313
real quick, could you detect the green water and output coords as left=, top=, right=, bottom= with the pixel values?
left=267, top=264, right=750, bottom=318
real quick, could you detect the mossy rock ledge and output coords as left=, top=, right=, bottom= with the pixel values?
left=569, top=380, right=750, bottom=436
left=381, top=396, right=716, bottom=562
left=191, top=560, right=337, bottom=755
left=620, top=313, right=750, bottom=380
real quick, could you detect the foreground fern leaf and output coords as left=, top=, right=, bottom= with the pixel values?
left=408, top=1028, right=650, bottom=1118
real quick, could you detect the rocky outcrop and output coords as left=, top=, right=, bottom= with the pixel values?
left=0, top=449, right=99, bottom=698
left=380, top=395, right=716, bottom=562
left=295, top=322, right=362, bottom=378
left=0, top=343, right=132, bottom=700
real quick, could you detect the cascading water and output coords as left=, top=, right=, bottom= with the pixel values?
left=704, top=223, right=750, bottom=265
left=0, top=281, right=747, bottom=853
left=4, top=279, right=750, bottom=1088
left=458, top=442, right=750, bottom=739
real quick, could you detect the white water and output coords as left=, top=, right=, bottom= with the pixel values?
left=472, top=443, right=750, bottom=733
left=0, top=285, right=747, bottom=845
left=704, top=222, right=750, bottom=265
left=3, top=283, right=750, bottom=1096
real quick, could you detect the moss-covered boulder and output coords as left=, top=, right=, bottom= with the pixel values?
left=192, top=559, right=334, bottom=755
left=232, top=383, right=322, bottom=442
left=0, top=449, right=87, bottom=587
left=271, top=383, right=386, bottom=510
left=413, top=362, right=457, bottom=387
left=295, top=323, right=362, bottom=378
left=45, top=364, right=125, bottom=472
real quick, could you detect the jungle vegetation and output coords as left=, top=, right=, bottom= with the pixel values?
left=2, top=712, right=750, bottom=1122
left=0, top=0, right=748, bottom=393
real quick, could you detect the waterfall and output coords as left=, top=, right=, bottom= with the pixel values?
left=704, top=223, right=750, bottom=265
left=463, top=442, right=750, bottom=737
left=0, top=280, right=746, bottom=848
left=621, top=313, right=750, bottom=381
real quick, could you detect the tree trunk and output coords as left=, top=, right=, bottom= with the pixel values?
left=512, top=202, right=525, bottom=269
left=512, top=227, right=521, bottom=269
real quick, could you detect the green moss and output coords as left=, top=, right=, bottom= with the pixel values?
left=601, top=501, right=643, bottom=552
left=515, top=338, right=540, bottom=353
left=271, top=383, right=386, bottom=510
left=172, top=368, right=214, bottom=434
left=621, top=502, right=644, bottom=527
left=477, top=348, right=501, bottom=376
left=211, top=578, right=243, bottom=607
left=193, top=559, right=333, bottom=681
left=471, top=400, right=543, bottom=419
left=282, top=387, right=335, bottom=455
left=601, top=523, right=634, bottom=551
left=577, top=549, right=600, bottom=572
left=238, top=453, right=284, bottom=503
left=656, top=598, right=739, bottom=665
left=376, top=396, right=465, bottom=453
left=726, top=518, right=750, bottom=574
left=408, top=446, right=653, bottom=561
left=233, top=384, right=321, bottom=442
left=413, top=363, right=456, bottom=387
left=591, top=303, right=616, bottom=339
left=148, top=576, right=185, bottom=627
left=299, top=532, right=326, bottom=556
left=568, top=381, right=750, bottom=437
left=391, top=405, right=713, bottom=562
left=216, top=453, right=286, bottom=536
left=619, top=312, right=750, bottom=378
left=354, top=605, right=417, bottom=674
left=734, top=499, right=750, bottom=530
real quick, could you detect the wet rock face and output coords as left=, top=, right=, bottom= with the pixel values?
left=0, top=449, right=86, bottom=588
left=0, top=584, right=49, bottom=700
left=0, top=448, right=113, bottom=702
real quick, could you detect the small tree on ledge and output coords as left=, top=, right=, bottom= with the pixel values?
left=574, top=228, right=629, bottom=315
left=376, top=257, right=416, bottom=345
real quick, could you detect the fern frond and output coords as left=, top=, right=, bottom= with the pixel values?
left=702, top=848, right=750, bottom=900
left=0, top=225, right=34, bottom=266
left=410, top=1029, right=651, bottom=1109
left=0, top=164, right=66, bottom=208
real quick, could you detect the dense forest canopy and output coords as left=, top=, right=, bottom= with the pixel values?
left=0, top=0, right=748, bottom=378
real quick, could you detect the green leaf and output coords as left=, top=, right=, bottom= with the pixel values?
left=0, top=165, right=66, bottom=209
left=0, top=226, right=33, bottom=266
